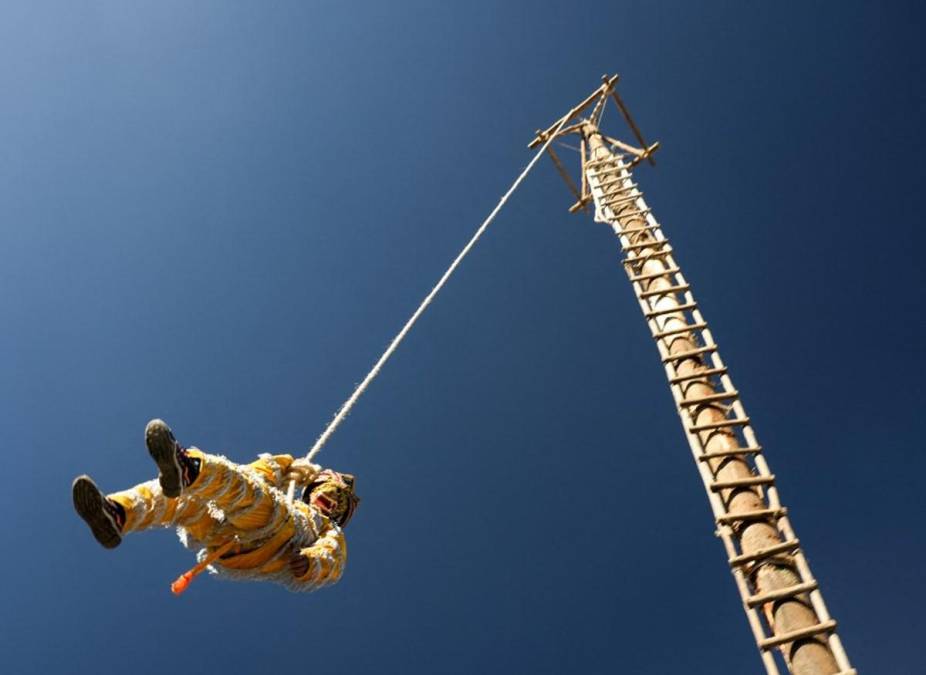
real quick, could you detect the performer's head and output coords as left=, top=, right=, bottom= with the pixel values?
left=303, top=469, right=359, bottom=527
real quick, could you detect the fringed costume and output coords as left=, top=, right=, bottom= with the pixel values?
left=72, top=420, right=359, bottom=593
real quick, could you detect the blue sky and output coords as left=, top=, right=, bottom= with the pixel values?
left=1, top=2, right=923, bottom=673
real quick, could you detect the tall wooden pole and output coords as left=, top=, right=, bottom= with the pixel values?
left=576, top=119, right=853, bottom=674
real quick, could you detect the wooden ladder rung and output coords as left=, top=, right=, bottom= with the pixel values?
left=597, top=181, right=637, bottom=195
left=601, top=189, right=638, bottom=203
left=662, top=345, right=716, bottom=363
left=623, top=249, right=673, bottom=267
left=644, top=302, right=698, bottom=318
left=625, top=238, right=670, bottom=252
left=716, top=507, right=786, bottom=525
left=653, top=322, right=707, bottom=339
left=669, top=366, right=727, bottom=384
left=679, top=390, right=738, bottom=406
left=619, top=224, right=661, bottom=237
left=728, top=537, right=798, bottom=567
left=689, top=417, right=750, bottom=432
left=629, top=266, right=681, bottom=283
left=609, top=207, right=651, bottom=220
left=758, top=620, right=837, bottom=650
left=746, top=580, right=818, bottom=607
left=602, top=193, right=639, bottom=208
left=711, top=475, right=776, bottom=492
left=586, top=157, right=623, bottom=169
left=596, top=178, right=637, bottom=190
left=587, top=163, right=626, bottom=175
left=640, top=282, right=687, bottom=298
left=698, top=446, right=763, bottom=461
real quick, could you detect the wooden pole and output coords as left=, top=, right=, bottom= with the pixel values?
left=580, top=120, right=851, bottom=675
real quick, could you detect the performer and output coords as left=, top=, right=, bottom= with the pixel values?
left=72, top=419, right=359, bottom=592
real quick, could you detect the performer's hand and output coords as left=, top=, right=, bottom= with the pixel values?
left=288, top=546, right=310, bottom=578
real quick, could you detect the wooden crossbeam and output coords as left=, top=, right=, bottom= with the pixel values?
left=545, top=146, right=585, bottom=213
left=528, top=74, right=620, bottom=148
left=609, top=87, right=656, bottom=166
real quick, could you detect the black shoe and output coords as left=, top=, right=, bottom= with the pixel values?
left=145, top=418, right=199, bottom=497
left=72, top=475, right=125, bottom=549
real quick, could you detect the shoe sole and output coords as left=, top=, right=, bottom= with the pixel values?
left=146, top=419, right=182, bottom=498
left=72, top=475, right=122, bottom=549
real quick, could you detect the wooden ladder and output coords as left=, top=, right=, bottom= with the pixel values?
left=585, top=154, right=856, bottom=675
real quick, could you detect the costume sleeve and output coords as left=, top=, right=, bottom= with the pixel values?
left=248, top=454, right=296, bottom=489
left=292, top=525, right=347, bottom=588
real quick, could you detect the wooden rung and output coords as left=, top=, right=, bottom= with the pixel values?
left=716, top=507, right=786, bottom=524
left=596, top=177, right=637, bottom=190
left=669, top=366, right=727, bottom=384
left=625, top=239, right=671, bottom=253
left=689, top=416, right=750, bottom=432
left=746, top=581, right=818, bottom=607
left=679, top=390, right=739, bottom=406
left=587, top=163, right=627, bottom=175
left=628, top=267, right=681, bottom=283
left=601, top=193, right=639, bottom=208
left=644, top=302, right=698, bottom=318
left=619, top=224, right=661, bottom=236
left=586, top=157, right=624, bottom=169
left=653, top=322, right=707, bottom=339
left=608, top=207, right=652, bottom=221
left=698, top=446, right=763, bottom=461
left=593, top=176, right=640, bottom=194
left=599, top=189, right=643, bottom=206
left=711, top=475, right=776, bottom=492
left=602, top=191, right=639, bottom=205
left=661, top=345, right=716, bottom=362
left=599, top=184, right=638, bottom=197
left=639, top=282, right=688, bottom=298
left=728, top=537, right=798, bottom=567
left=623, top=249, right=673, bottom=267
left=758, top=620, right=837, bottom=650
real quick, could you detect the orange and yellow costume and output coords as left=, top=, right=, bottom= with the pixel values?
left=109, top=451, right=346, bottom=592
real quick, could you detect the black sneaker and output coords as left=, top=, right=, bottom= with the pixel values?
left=72, top=475, right=125, bottom=549
left=145, top=418, right=199, bottom=497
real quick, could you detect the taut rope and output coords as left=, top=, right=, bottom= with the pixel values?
left=300, top=115, right=570, bottom=472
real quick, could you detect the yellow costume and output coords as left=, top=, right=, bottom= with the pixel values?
left=74, top=419, right=358, bottom=593
left=108, top=450, right=346, bottom=592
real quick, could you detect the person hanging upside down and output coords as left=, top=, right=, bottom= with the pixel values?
left=72, top=419, right=359, bottom=592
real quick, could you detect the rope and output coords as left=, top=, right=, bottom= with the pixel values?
left=302, top=116, right=571, bottom=465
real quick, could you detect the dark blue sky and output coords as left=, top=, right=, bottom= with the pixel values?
left=2, top=2, right=923, bottom=673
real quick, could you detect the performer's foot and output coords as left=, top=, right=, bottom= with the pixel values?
left=72, top=475, right=125, bottom=549
left=145, top=418, right=199, bottom=498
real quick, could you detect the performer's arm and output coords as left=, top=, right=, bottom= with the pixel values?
left=248, top=454, right=297, bottom=489
left=288, top=526, right=347, bottom=587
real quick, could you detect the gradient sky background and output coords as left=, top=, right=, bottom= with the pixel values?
left=2, top=2, right=923, bottom=673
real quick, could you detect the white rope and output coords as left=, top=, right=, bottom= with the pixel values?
left=303, top=116, right=570, bottom=464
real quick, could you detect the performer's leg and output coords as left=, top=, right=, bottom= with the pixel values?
left=107, top=477, right=209, bottom=535
left=74, top=452, right=251, bottom=547
left=144, top=419, right=288, bottom=535
left=145, top=418, right=201, bottom=498
left=74, top=419, right=288, bottom=549
left=73, top=469, right=218, bottom=547
left=72, top=475, right=127, bottom=549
